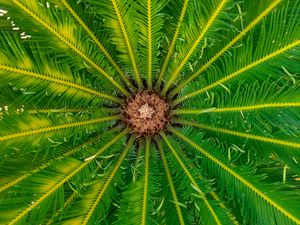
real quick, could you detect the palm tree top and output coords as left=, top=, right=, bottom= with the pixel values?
left=0, top=0, right=299, bottom=224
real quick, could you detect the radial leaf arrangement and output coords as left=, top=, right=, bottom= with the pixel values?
left=0, top=0, right=300, bottom=224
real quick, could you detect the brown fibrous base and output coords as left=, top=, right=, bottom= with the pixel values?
left=123, top=91, right=169, bottom=136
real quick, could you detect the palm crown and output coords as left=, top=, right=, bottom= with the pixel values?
left=0, top=0, right=299, bottom=224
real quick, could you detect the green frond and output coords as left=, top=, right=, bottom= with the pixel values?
left=0, top=65, right=122, bottom=104
left=173, top=0, right=300, bottom=103
left=45, top=190, right=77, bottom=225
left=0, top=158, right=81, bottom=225
left=155, top=0, right=189, bottom=90
left=0, top=115, right=119, bottom=141
left=174, top=41, right=299, bottom=105
left=141, top=138, right=150, bottom=225
left=175, top=119, right=300, bottom=149
left=146, top=0, right=154, bottom=88
left=170, top=0, right=283, bottom=98
left=132, top=0, right=168, bottom=89
left=114, top=139, right=159, bottom=225
left=0, top=31, right=122, bottom=105
left=179, top=77, right=300, bottom=109
left=199, top=176, right=239, bottom=225
left=170, top=126, right=300, bottom=225
left=156, top=140, right=189, bottom=225
left=80, top=136, right=134, bottom=225
left=174, top=119, right=300, bottom=175
left=9, top=130, right=128, bottom=224
left=0, top=106, right=118, bottom=117
left=174, top=79, right=300, bottom=139
left=0, top=112, right=120, bottom=157
left=45, top=132, right=128, bottom=224
left=174, top=102, right=300, bottom=115
left=162, top=0, right=241, bottom=97
left=160, top=131, right=236, bottom=225
left=0, top=106, right=87, bottom=117
left=114, top=178, right=147, bottom=225
left=0, top=0, right=129, bottom=96
left=0, top=129, right=120, bottom=194
left=58, top=0, right=136, bottom=92
left=162, top=0, right=228, bottom=95
left=85, top=0, right=143, bottom=89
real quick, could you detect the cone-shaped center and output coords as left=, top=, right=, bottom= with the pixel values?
left=123, top=91, right=169, bottom=136
left=138, top=103, right=155, bottom=119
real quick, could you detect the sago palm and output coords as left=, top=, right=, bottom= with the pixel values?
left=0, top=0, right=299, bottom=224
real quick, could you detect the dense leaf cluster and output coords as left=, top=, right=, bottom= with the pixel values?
left=0, top=0, right=299, bottom=224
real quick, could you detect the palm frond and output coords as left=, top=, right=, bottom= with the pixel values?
left=114, top=139, right=158, bottom=225
left=170, top=126, right=300, bottom=225
left=45, top=190, right=77, bottom=225
left=155, top=0, right=189, bottom=90
left=174, top=102, right=300, bottom=114
left=170, top=0, right=283, bottom=98
left=0, top=115, right=119, bottom=141
left=58, top=0, right=136, bottom=92
left=133, top=0, right=167, bottom=89
left=85, top=0, right=143, bottom=89
left=80, top=136, right=134, bottom=225
left=156, top=140, right=186, bottom=225
left=174, top=119, right=300, bottom=175
left=45, top=132, right=128, bottom=224
left=0, top=157, right=81, bottom=225
left=141, top=138, right=151, bottom=225
left=175, top=119, right=300, bottom=149
left=0, top=112, right=120, bottom=158
left=0, top=31, right=122, bottom=105
left=160, top=131, right=236, bottom=225
left=0, top=0, right=129, bottom=96
left=174, top=41, right=299, bottom=105
left=0, top=128, right=120, bottom=194
left=162, top=0, right=229, bottom=95
left=173, top=79, right=300, bottom=138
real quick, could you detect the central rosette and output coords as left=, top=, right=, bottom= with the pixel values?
left=123, top=91, right=169, bottom=136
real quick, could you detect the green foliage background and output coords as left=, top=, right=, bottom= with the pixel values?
left=0, top=0, right=299, bottom=224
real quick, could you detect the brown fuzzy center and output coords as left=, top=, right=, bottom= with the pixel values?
left=123, top=91, right=169, bottom=136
